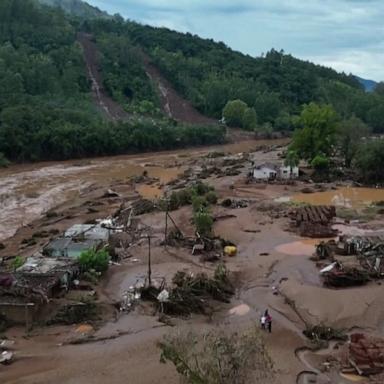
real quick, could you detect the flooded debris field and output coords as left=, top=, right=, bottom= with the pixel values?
left=1, top=139, right=384, bottom=384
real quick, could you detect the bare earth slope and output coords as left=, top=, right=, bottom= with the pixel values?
left=141, top=52, right=216, bottom=124
left=78, top=33, right=130, bottom=121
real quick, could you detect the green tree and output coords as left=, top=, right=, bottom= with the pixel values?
left=291, top=103, right=339, bottom=161
left=354, top=139, right=384, bottom=182
left=242, top=107, right=258, bottom=130
left=78, top=249, right=110, bottom=272
left=0, top=152, right=10, bottom=167
left=194, top=211, right=213, bottom=237
left=366, top=104, right=384, bottom=133
left=337, top=116, right=371, bottom=167
left=284, top=150, right=299, bottom=176
left=311, top=154, right=330, bottom=173
left=222, top=99, right=248, bottom=127
left=374, top=82, right=384, bottom=96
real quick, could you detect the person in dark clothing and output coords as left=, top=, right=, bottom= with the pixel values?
left=266, top=313, right=272, bottom=333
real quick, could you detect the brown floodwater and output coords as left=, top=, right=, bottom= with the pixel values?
left=0, top=139, right=288, bottom=242
left=136, top=184, right=163, bottom=200
left=292, top=187, right=384, bottom=208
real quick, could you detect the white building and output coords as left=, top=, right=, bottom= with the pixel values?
left=252, top=163, right=299, bottom=180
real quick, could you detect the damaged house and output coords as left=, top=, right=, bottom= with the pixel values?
left=43, top=223, right=111, bottom=259
left=0, top=255, right=79, bottom=327
left=252, top=162, right=299, bottom=181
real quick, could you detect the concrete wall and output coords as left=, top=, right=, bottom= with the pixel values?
left=253, top=167, right=277, bottom=180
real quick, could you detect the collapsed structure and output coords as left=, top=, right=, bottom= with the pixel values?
left=316, top=235, right=384, bottom=287
left=341, top=333, right=384, bottom=377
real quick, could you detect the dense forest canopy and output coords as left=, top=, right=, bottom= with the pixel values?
left=84, top=17, right=384, bottom=131
left=0, top=0, right=224, bottom=163
left=0, top=0, right=383, bottom=165
left=37, top=0, right=111, bottom=19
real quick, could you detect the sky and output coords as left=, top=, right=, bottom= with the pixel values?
left=87, top=0, right=384, bottom=81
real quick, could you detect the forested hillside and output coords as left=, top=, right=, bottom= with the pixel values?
left=0, top=0, right=224, bottom=163
left=1, top=0, right=383, bottom=165
left=86, top=18, right=384, bottom=132
left=37, top=0, right=110, bottom=19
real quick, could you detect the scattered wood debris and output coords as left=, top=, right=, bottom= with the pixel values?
left=290, top=205, right=337, bottom=238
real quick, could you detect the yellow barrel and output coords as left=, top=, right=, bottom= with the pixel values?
left=224, top=246, right=237, bottom=257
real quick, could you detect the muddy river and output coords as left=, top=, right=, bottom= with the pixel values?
left=0, top=139, right=288, bottom=242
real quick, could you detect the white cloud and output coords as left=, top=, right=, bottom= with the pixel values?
left=87, top=0, right=384, bottom=81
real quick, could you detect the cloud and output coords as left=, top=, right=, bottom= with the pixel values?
left=87, top=0, right=384, bottom=81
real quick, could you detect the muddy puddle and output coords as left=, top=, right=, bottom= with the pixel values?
left=275, top=238, right=334, bottom=256
left=136, top=185, right=163, bottom=200
left=292, top=187, right=384, bottom=208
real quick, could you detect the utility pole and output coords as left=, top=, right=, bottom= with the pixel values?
left=147, top=234, right=152, bottom=287
left=164, top=199, right=169, bottom=247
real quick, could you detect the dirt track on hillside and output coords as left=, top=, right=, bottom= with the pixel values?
left=78, top=33, right=215, bottom=125
left=141, top=52, right=216, bottom=125
left=78, top=33, right=130, bottom=121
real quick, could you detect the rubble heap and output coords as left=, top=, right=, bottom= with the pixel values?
left=142, top=265, right=234, bottom=317
left=341, top=333, right=384, bottom=376
left=316, top=235, right=384, bottom=287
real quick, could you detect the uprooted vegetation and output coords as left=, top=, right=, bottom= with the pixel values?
left=141, top=264, right=234, bottom=317
left=158, top=326, right=274, bottom=384
left=303, top=325, right=347, bottom=348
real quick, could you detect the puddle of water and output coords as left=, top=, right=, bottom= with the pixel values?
left=292, top=187, right=384, bottom=209
left=275, top=238, right=335, bottom=256
left=136, top=184, right=163, bottom=200
left=228, top=304, right=251, bottom=316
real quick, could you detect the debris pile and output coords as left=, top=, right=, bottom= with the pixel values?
left=341, top=333, right=384, bottom=376
left=290, top=205, right=337, bottom=238
left=316, top=235, right=384, bottom=287
left=323, top=269, right=369, bottom=288
left=0, top=339, right=14, bottom=365
left=141, top=265, right=234, bottom=317
left=303, top=325, right=347, bottom=345
left=221, top=199, right=249, bottom=209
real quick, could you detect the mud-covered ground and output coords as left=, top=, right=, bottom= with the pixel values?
left=2, top=139, right=384, bottom=384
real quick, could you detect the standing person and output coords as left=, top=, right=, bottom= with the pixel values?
left=266, top=313, right=272, bottom=333
left=260, top=314, right=266, bottom=330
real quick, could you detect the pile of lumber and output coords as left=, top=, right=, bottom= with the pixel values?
left=342, top=334, right=384, bottom=376
left=291, top=205, right=337, bottom=238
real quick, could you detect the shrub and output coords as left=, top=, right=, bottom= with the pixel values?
left=158, top=326, right=273, bottom=384
left=311, top=154, right=330, bottom=172
left=192, top=196, right=208, bottom=212
left=205, top=191, right=218, bottom=205
left=11, top=256, right=24, bottom=271
left=78, top=249, right=110, bottom=273
left=193, top=181, right=212, bottom=196
left=194, top=211, right=213, bottom=237
left=0, top=152, right=10, bottom=168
